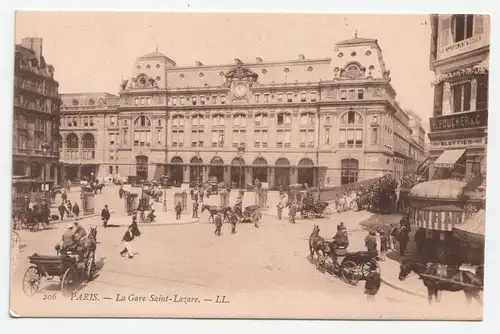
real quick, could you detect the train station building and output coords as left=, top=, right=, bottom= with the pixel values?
left=59, top=35, right=424, bottom=188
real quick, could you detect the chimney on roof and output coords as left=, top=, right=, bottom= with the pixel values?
left=21, top=37, right=43, bottom=63
left=195, top=61, right=203, bottom=66
left=255, top=57, right=263, bottom=63
left=298, top=54, right=305, bottom=61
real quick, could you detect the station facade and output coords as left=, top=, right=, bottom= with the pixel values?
left=60, top=35, right=423, bottom=188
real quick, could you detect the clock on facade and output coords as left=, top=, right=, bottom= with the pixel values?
left=233, top=84, right=247, bottom=98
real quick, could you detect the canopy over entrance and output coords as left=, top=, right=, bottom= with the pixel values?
left=434, top=149, right=466, bottom=168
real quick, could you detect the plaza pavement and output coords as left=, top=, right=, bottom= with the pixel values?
left=10, top=184, right=482, bottom=319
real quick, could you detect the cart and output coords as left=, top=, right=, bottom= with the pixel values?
left=22, top=250, right=96, bottom=297
left=317, top=246, right=380, bottom=285
left=300, top=201, right=332, bottom=219
left=239, top=205, right=261, bottom=223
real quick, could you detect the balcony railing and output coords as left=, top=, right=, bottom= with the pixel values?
left=429, top=109, right=488, bottom=133
left=19, top=63, right=54, bottom=78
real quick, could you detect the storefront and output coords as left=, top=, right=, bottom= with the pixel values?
left=453, top=209, right=485, bottom=265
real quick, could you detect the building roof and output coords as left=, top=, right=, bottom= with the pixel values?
left=335, top=37, right=378, bottom=46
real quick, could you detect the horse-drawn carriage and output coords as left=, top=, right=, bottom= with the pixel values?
left=309, top=225, right=380, bottom=285
left=22, top=227, right=98, bottom=297
left=300, top=201, right=332, bottom=219
left=239, top=205, right=261, bottom=224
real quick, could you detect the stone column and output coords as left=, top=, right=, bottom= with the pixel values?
left=223, top=166, right=230, bottom=183
left=268, top=167, right=274, bottom=189
left=290, top=168, right=298, bottom=184
left=471, top=78, right=478, bottom=110
left=202, top=166, right=209, bottom=182
left=245, top=167, right=253, bottom=188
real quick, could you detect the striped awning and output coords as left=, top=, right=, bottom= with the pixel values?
left=434, top=149, right=466, bottom=168
left=410, top=205, right=475, bottom=231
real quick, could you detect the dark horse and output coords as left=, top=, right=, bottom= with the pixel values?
left=201, top=205, right=231, bottom=223
left=94, top=183, right=105, bottom=194
left=79, top=226, right=99, bottom=281
left=308, top=225, right=328, bottom=264
left=398, top=260, right=483, bottom=305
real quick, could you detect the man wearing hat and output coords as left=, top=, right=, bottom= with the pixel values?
left=72, top=220, right=87, bottom=242
left=61, top=223, right=77, bottom=251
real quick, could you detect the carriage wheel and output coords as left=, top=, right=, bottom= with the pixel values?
left=341, top=261, right=361, bottom=285
left=322, top=207, right=332, bottom=217
left=42, top=219, right=51, bottom=230
left=307, top=211, right=316, bottom=220
left=61, top=268, right=77, bottom=297
left=85, top=252, right=96, bottom=282
left=300, top=211, right=307, bottom=219
left=29, top=219, right=39, bottom=232
left=361, top=260, right=381, bottom=279
left=22, top=266, right=42, bottom=296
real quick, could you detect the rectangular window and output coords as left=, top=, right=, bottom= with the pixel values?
left=192, top=96, right=197, bottom=105
left=339, top=129, right=346, bottom=147
left=90, top=117, right=94, bottom=127
left=109, top=152, right=114, bottom=161
left=109, top=166, right=113, bottom=175
left=341, top=90, right=347, bottom=100
left=277, top=93, right=283, bottom=102
left=180, top=97, right=185, bottom=105
left=357, top=89, right=364, bottom=99
left=157, top=119, right=162, bottom=127
left=262, top=130, right=268, bottom=148
left=310, top=92, right=317, bottom=102
left=110, top=116, right=116, bottom=126
left=454, top=14, right=474, bottom=42
left=452, top=82, right=472, bottom=113
left=355, top=129, right=363, bottom=148
left=301, top=92, right=306, bottom=102
left=276, top=130, right=284, bottom=148
left=348, top=90, right=355, bottom=100
left=200, top=96, right=205, bottom=105
left=325, top=128, right=331, bottom=144
left=232, top=130, right=246, bottom=148
left=264, top=94, right=270, bottom=103
left=287, top=92, right=293, bottom=102
left=212, top=130, right=224, bottom=147
left=325, top=116, right=331, bottom=125
left=277, top=114, right=284, bottom=125
left=307, top=130, right=315, bottom=148
left=83, top=117, right=89, bottom=127
left=300, top=114, right=307, bottom=126
left=212, top=95, right=217, bottom=104
left=172, top=97, right=177, bottom=106
left=371, top=127, right=378, bottom=145
left=254, top=94, right=260, bottom=103
left=147, top=97, right=152, bottom=105
left=221, top=95, right=226, bottom=104
left=284, top=129, right=291, bottom=148
left=300, top=130, right=307, bottom=148
left=123, top=129, right=128, bottom=144
left=110, top=133, right=115, bottom=145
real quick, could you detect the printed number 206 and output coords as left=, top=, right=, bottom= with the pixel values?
left=43, top=294, right=57, bottom=300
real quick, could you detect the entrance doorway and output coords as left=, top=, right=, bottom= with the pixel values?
left=231, top=157, right=245, bottom=188
left=209, top=156, right=224, bottom=182
left=65, top=166, right=78, bottom=181
left=341, top=158, right=359, bottom=185
left=253, top=157, right=267, bottom=184
left=298, top=158, right=314, bottom=186
left=170, top=156, right=183, bottom=186
left=275, top=157, right=290, bottom=187
left=190, top=156, right=203, bottom=186
left=136, top=155, right=148, bottom=181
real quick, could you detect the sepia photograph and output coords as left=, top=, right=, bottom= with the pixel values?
left=9, top=11, right=489, bottom=319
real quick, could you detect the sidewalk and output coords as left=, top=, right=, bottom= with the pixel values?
left=103, top=210, right=199, bottom=227
left=50, top=211, right=116, bottom=225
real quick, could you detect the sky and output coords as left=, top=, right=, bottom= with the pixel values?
left=14, top=11, right=434, bottom=130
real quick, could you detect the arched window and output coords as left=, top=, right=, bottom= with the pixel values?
left=134, top=115, right=151, bottom=127
left=65, top=133, right=79, bottom=160
left=339, top=110, right=364, bottom=149
left=233, top=113, right=246, bottom=127
left=212, top=114, right=225, bottom=127
left=254, top=113, right=268, bottom=127
left=191, top=114, right=204, bottom=127
left=82, top=133, right=95, bottom=160
left=277, top=112, right=292, bottom=126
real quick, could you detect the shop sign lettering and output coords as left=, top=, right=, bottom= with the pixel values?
left=430, top=110, right=488, bottom=132
left=430, top=137, right=485, bottom=149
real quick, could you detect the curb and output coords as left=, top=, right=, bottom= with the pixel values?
left=381, top=277, right=427, bottom=299
left=50, top=211, right=116, bottom=225
left=109, top=219, right=201, bottom=227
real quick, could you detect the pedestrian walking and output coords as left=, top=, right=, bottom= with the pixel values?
left=61, top=191, right=67, bottom=204
left=72, top=202, right=80, bottom=218
left=277, top=202, right=284, bottom=220
left=389, top=224, right=399, bottom=250
left=192, top=200, right=199, bottom=219
left=199, top=189, right=204, bottom=203
left=118, top=186, right=123, bottom=199
left=120, top=226, right=136, bottom=259
left=67, top=201, right=73, bottom=218
left=101, top=204, right=110, bottom=228
left=175, top=202, right=182, bottom=220
left=399, top=225, right=410, bottom=257
left=364, top=262, right=381, bottom=301
left=365, top=231, right=378, bottom=253
left=378, top=230, right=388, bottom=261
left=214, top=214, right=222, bottom=236
left=58, top=203, right=67, bottom=221
left=230, top=208, right=239, bottom=234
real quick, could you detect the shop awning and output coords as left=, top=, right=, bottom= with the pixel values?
left=453, top=209, right=485, bottom=247
left=434, top=149, right=466, bottom=168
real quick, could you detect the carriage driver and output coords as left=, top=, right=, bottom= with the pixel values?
left=332, top=223, right=349, bottom=249
left=60, top=223, right=77, bottom=252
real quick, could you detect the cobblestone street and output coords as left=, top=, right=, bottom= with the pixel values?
left=11, top=185, right=482, bottom=319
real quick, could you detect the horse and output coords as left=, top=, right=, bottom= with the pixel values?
left=308, top=225, right=327, bottom=264
left=398, top=260, right=483, bottom=305
left=93, top=183, right=105, bottom=194
left=201, top=205, right=231, bottom=223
